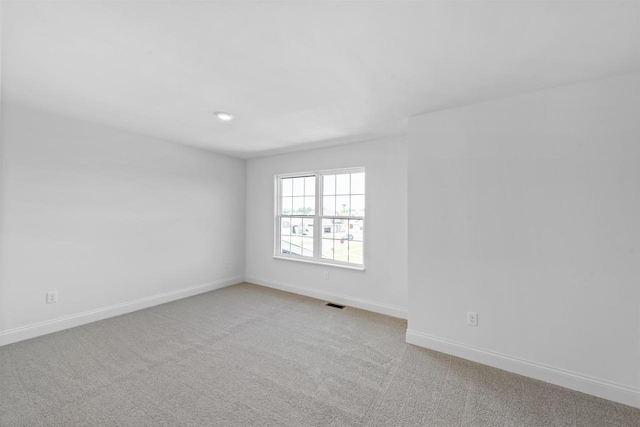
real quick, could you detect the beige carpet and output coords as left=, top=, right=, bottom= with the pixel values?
left=1, top=282, right=638, bottom=426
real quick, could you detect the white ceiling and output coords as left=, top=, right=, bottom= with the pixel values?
left=2, top=1, right=639, bottom=158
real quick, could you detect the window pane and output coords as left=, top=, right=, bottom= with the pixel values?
left=282, top=178, right=293, bottom=197
left=321, top=219, right=334, bottom=239
left=302, top=218, right=314, bottom=237
left=281, top=197, right=292, bottom=215
left=302, top=237, right=314, bottom=257
left=281, top=218, right=291, bottom=236
left=323, top=175, right=335, bottom=195
left=351, top=195, right=365, bottom=217
left=305, top=176, right=316, bottom=196
left=348, top=240, right=363, bottom=265
left=351, top=172, right=365, bottom=194
left=292, top=197, right=304, bottom=215
left=336, top=174, right=350, bottom=195
left=281, top=240, right=291, bottom=254
left=332, top=218, right=347, bottom=235
left=323, top=196, right=336, bottom=215
left=336, top=195, right=349, bottom=216
left=349, top=219, right=364, bottom=241
left=304, top=196, right=315, bottom=215
left=322, top=238, right=334, bottom=260
left=289, top=235, right=303, bottom=256
left=290, top=218, right=303, bottom=235
left=300, top=218, right=313, bottom=257
left=292, top=177, right=305, bottom=196
left=333, top=234, right=348, bottom=262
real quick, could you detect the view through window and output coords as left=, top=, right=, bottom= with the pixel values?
left=276, top=168, right=365, bottom=267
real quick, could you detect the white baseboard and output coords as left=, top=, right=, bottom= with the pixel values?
left=0, top=276, right=244, bottom=347
left=406, top=329, right=640, bottom=409
left=245, top=275, right=408, bottom=319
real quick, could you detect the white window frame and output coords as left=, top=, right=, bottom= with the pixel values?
left=274, top=167, right=365, bottom=270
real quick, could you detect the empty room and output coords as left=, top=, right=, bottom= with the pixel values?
left=1, top=1, right=639, bottom=426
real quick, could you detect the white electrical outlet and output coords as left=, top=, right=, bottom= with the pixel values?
left=324, top=272, right=329, bottom=280
left=46, top=291, right=58, bottom=304
left=467, top=312, right=478, bottom=327
left=224, top=261, right=229, bottom=270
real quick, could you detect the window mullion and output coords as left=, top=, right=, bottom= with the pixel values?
left=275, top=178, right=281, bottom=255
left=314, top=173, right=321, bottom=261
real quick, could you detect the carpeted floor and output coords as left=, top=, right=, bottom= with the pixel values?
left=1, top=282, right=638, bottom=426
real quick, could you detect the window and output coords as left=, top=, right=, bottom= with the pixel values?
left=275, top=168, right=365, bottom=268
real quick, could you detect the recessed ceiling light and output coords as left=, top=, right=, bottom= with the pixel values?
left=214, top=112, right=234, bottom=121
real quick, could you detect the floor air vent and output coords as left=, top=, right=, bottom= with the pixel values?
left=326, top=303, right=345, bottom=309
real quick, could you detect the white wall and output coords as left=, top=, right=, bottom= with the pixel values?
left=245, top=137, right=408, bottom=318
left=407, top=73, right=640, bottom=407
left=0, top=3, right=4, bottom=336
left=0, top=103, right=245, bottom=344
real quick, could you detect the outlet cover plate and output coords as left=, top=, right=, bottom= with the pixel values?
left=46, top=291, right=58, bottom=304
left=467, top=311, right=478, bottom=326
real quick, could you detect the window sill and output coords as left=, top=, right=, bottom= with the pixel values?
left=272, top=255, right=366, bottom=271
